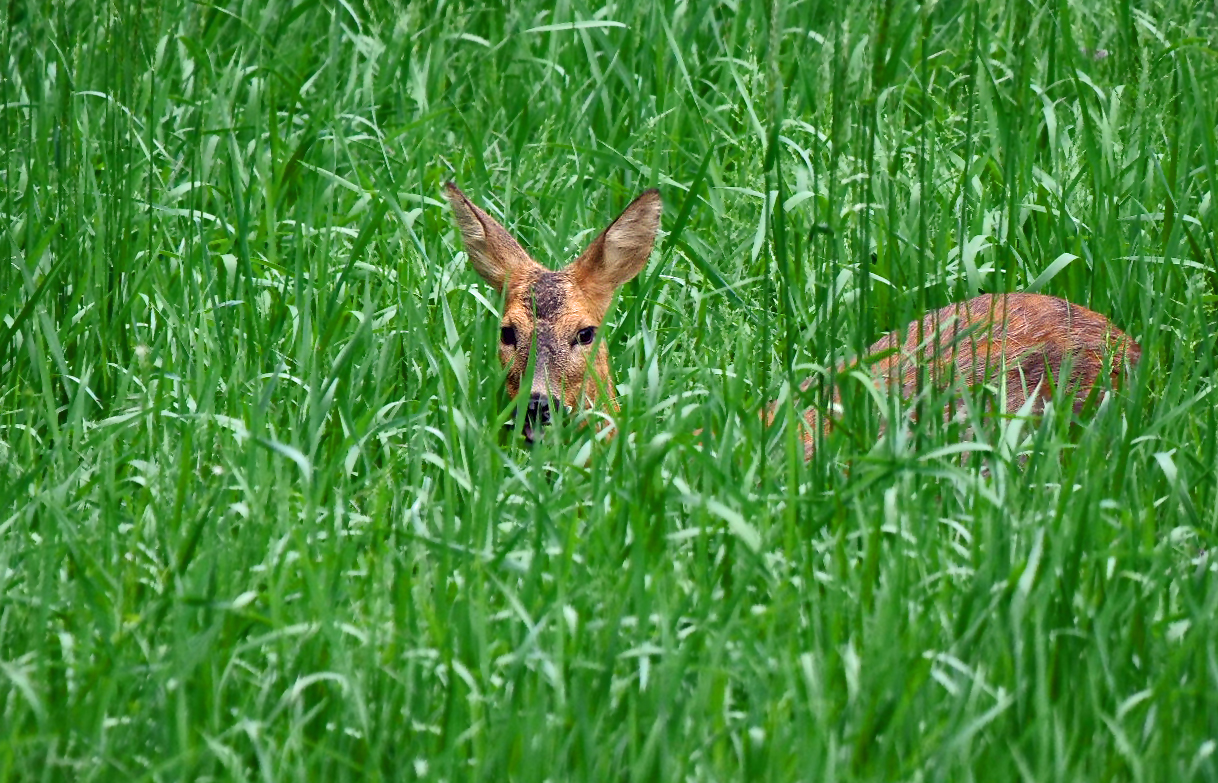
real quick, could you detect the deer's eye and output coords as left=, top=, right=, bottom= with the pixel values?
left=501, top=326, right=517, bottom=346
left=575, top=326, right=597, bottom=346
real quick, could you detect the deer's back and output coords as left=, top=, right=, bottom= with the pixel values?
left=867, top=293, right=1140, bottom=410
left=792, top=293, right=1141, bottom=458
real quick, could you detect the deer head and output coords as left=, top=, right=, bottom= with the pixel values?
left=445, top=183, right=661, bottom=443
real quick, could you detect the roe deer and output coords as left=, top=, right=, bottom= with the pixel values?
left=445, top=182, right=661, bottom=442
left=445, top=183, right=1142, bottom=454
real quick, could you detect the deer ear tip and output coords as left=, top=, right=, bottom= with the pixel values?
left=638, top=190, right=663, bottom=220
left=638, top=190, right=662, bottom=224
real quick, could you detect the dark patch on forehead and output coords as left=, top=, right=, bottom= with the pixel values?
left=528, top=273, right=568, bottom=321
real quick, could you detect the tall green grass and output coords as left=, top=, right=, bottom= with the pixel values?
left=2, top=0, right=1216, bottom=779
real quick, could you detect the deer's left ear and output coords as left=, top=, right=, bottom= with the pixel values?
left=445, top=182, right=539, bottom=294
left=570, top=189, right=662, bottom=295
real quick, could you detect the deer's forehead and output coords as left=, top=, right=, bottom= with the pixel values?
left=528, top=272, right=570, bottom=321
left=506, top=272, right=593, bottom=325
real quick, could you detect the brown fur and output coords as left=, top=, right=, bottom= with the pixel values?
left=783, top=292, right=1142, bottom=459
left=445, top=183, right=661, bottom=420
left=446, top=184, right=1142, bottom=456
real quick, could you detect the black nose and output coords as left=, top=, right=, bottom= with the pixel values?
left=525, top=393, right=554, bottom=427
left=519, top=393, right=561, bottom=443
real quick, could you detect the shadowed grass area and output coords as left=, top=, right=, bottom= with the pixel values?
left=2, top=0, right=1216, bottom=779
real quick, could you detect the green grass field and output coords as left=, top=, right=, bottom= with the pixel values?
left=3, top=0, right=1217, bottom=779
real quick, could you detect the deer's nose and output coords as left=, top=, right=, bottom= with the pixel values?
left=521, top=393, right=558, bottom=443
left=527, top=393, right=554, bottom=426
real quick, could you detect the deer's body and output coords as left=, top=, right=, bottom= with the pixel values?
left=785, top=292, right=1141, bottom=458
left=445, top=184, right=1142, bottom=454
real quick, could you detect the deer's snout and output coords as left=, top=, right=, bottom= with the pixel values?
left=527, top=393, right=553, bottom=427
left=520, top=393, right=560, bottom=444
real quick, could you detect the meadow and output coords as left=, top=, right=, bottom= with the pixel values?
left=2, top=0, right=1217, bottom=779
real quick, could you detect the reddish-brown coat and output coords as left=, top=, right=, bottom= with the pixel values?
left=787, top=292, right=1142, bottom=458
left=446, top=185, right=1142, bottom=457
left=445, top=183, right=662, bottom=419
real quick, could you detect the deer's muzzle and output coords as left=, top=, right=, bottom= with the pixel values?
left=518, top=392, right=561, bottom=444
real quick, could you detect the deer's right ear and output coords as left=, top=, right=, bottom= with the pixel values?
left=570, top=189, right=662, bottom=298
left=445, top=182, right=533, bottom=293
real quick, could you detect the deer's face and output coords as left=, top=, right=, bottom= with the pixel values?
left=497, top=268, right=612, bottom=430
left=445, top=183, right=661, bottom=443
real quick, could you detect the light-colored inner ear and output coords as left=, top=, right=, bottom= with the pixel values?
left=573, top=190, right=661, bottom=292
left=602, top=197, right=661, bottom=282
left=445, top=183, right=537, bottom=293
